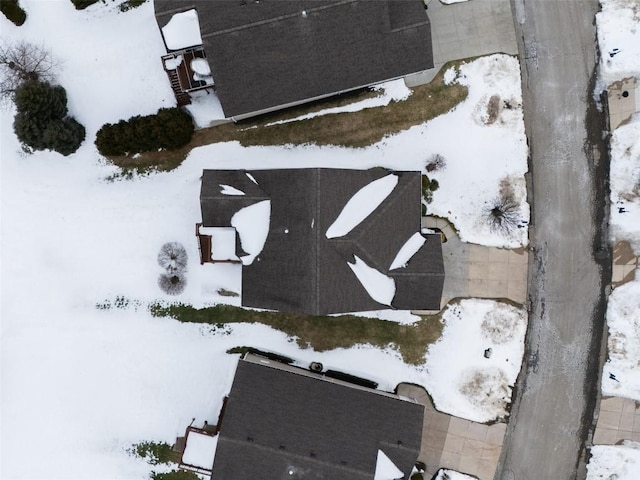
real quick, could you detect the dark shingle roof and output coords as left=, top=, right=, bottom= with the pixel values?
left=200, top=168, right=445, bottom=315
left=210, top=355, right=424, bottom=479
left=154, top=0, right=433, bottom=118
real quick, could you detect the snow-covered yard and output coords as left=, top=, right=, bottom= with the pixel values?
left=587, top=441, right=640, bottom=480
left=602, top=280, right=640, bottom=401
left=596, top=0, right=640, bottom=89
left=596, top=0, right=640, bottom=410
left=424, top=299, right=527, bottom=423
left=2, top=1, right=529, bottom=479
left=588, top=1, right=640, bottom=477
left=609, top=116, right=640, bottom=251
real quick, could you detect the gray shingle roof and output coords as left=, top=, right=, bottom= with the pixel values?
left=210, top=354, right=424, bottom=479
left=200, top=168, right=445, bottom=315
left=154, top=0, right=434, bottom=118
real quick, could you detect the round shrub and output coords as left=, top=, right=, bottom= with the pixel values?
left=157, top=242, right=188, bottom=273
left=42, top=118, right=86, bottom=156
left=158, top=272, right=187, bottom=296
left=95, top=108, right=194, bottom=157
left=14, top=80, right=67, bottom=122
left=13, top=111, right=47, bottom=150
left=13, top=80, right=84, bottom=156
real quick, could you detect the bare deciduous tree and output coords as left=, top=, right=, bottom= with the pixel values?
left=425, top=153, right=447, bottom=173
left=0, top=41, right=59, bottom=102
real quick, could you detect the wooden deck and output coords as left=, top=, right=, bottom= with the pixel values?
left=162, top=47, right=211, bottom=107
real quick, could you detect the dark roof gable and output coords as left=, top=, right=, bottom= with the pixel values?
left=154, top=0, right=433, bottom=118
left=211, top=354, right=424, bottom=478
left=200, top=168, right=444, bottom=315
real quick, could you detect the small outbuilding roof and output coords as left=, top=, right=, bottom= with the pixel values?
left=154, top=0, right=434, bottom=119
left=210, top=353, right=424, bottom=479
left=200, top=168, right=445, bottom=315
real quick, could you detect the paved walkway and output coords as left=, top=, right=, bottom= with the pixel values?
left=406, top=0, right=518, bottom=87
left=611, top=240, right=639, bottom=288
left=423, top=216, right=529, bottom=308
left=398, top=383, right=506, bottom=479
left=607, top=77, right=640, bottom=131
left=593, top=396, right=640, bottom=444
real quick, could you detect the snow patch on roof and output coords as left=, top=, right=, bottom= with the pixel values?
left=182, top=431, right=218, bottom=470
left=348, top=256, right=395, bottom=306
left=199, top=226, right=238, bottom=262
left=374, top=449, right=404, bottom=480
left=162, top=9, right=203, bottom=51
left=219, top=184, right=245, bottom=196
left=246, top=172, right=258, bottom=184
left=434, top=469, right=477, bottom=480
left=389, top=232, right=426, bottom=270
left=231, top=200, right=270, bottom=265
left=326, top=174, right=398, bottom=239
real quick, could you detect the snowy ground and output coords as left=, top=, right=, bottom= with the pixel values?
left=596, top=0, right=640, bottom=411
left=589, top=2, right=640, bottom=477
left=609, top=114, right=640, bottom=251
left=427, top=55, right=529, bottom=248
left=2, top=2, right=528, bottom=479
left=596, top=0, right=640, bottom=90
left=601, top=279, right=640, bottom=401
left=587, top=441, right=640, bottom=480
left=423, top=299, right=527, bottom=423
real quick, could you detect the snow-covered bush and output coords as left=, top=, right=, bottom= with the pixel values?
left=95, top=108, right=194, bottom=157
left=69, top=0, right=100, bottom=10
left=421, top=174, right=439, bottom=205
left=12, top=80, right=85, bottom=155
left=158, top=272, right=187, bottom=296
left=157, top=242, right=188, bottom=274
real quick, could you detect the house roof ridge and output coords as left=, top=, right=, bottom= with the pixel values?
left=201, top=0, right=355, bottom=38
left=349, top=171, right=415, bottom=273
left=216, top=436, right=371, bottom=478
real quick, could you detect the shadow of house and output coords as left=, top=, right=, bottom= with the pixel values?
left=199, top=168, right=444, bottom=315
left=154, top=0, right=434, bottom=120
left=207, top=352, right=424, bottom=479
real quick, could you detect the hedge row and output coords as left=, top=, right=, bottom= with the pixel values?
left=69, top=0, right=100, bottom=10
left=95, top=108, right=194, bottom=157
left=1, top=0, right=27, bottom=25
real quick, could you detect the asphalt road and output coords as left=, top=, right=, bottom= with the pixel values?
left=494, top=1, right=610, bottom=479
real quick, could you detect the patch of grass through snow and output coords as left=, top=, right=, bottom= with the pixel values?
left=108, top=61, right=468, bottom=173
left=149, top=303, right=444, bottom=365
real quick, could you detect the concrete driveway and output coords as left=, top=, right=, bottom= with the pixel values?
left=398, top=383, right=507, bottom=480
left=423, top=216, right=529, bottom=308
left=406, top=0, right=518, bottom=87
